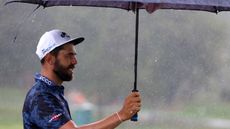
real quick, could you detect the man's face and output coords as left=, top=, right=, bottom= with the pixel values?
left=53, top=43, right=77, bottom=81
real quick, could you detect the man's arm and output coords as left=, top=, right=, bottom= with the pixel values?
left=60, top=92, right=141, bottom=129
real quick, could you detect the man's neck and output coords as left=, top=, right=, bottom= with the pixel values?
left=40, top=70, right=63, bottom=86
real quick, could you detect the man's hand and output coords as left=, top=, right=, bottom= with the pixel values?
left=60, top=92, right=141, bottom=129
left=118, top=92, right=141, bottom=121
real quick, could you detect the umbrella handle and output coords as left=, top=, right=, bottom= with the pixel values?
left=131, top=2, right=139, bottom=122
left=131, top=89, right=138, bottom=121
left=131, top=113, right=138, bottom=121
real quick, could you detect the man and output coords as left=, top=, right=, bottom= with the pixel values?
left=23, top=29, right=141, bottom=129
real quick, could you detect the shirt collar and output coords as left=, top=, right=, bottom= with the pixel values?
left=34, top=73, right=57, bottom=86
left=34, top=73, right=65, bottom=94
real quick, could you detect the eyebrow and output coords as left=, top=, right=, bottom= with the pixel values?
left=60, top=48, right=77, bottom=55
left=68, top=52, right=77, bottom=56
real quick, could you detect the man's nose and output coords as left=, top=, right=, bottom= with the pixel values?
left=72, top=57, right=77, bottom=65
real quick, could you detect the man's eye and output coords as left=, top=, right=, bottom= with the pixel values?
left=68, top=54, right=76, bottom=58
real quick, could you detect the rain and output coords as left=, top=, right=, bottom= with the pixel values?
left=1, top=0, right=230, bottom=129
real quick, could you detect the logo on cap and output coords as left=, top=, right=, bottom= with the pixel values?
left=41, top=43, right=56, bottom=54
left=61, top=32, right=70, bottom=38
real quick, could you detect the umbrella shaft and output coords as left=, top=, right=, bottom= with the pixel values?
left=131, top=6, right=139, bottom=122
left=134, top=5, right=139, bottom=91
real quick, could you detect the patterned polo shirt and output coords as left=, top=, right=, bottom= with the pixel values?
left=23, top=73, right=72, bottom=129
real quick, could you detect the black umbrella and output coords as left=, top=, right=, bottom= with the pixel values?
left=5, top=0, right=230, bottom=121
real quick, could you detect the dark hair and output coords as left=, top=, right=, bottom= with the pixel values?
left=40, top=45, right=64, bottom=64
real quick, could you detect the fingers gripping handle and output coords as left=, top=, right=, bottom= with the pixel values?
left=131, top=113, right=138, bottom=122
left=131, top=89, right=138, bottom=122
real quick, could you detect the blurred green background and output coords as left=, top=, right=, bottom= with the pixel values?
left=2, top=0, right=230, bottom=129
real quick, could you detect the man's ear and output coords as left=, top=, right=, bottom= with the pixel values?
left=45, top=54, right=55, bottom=65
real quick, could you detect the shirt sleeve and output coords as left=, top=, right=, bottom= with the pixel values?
left=31, top=92, right=71, bottom=129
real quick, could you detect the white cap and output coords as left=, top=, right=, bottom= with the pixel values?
left=36, top=29, right=84, bottom=60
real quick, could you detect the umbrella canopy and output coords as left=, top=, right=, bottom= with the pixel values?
left=5, top=0, right=230, bottom=13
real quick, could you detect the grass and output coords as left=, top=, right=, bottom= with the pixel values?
left=1, top=86, right=230, bottom=129
left=0, top=123, right=23, bottom=129
left=178, top=103, right=230, bottom=119
left=0, top=87, right=26, bottom=129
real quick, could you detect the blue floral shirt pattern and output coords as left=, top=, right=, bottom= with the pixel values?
left=23, top=73, right=71, bottom=129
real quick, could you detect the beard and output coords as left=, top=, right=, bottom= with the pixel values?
left=53, top=59, right=75, bottom=81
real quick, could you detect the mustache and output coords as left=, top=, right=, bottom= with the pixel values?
left=68, top=65, right=75, bottom=69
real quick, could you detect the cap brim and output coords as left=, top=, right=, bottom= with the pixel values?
left=67, top=37, right=84, bottom=45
